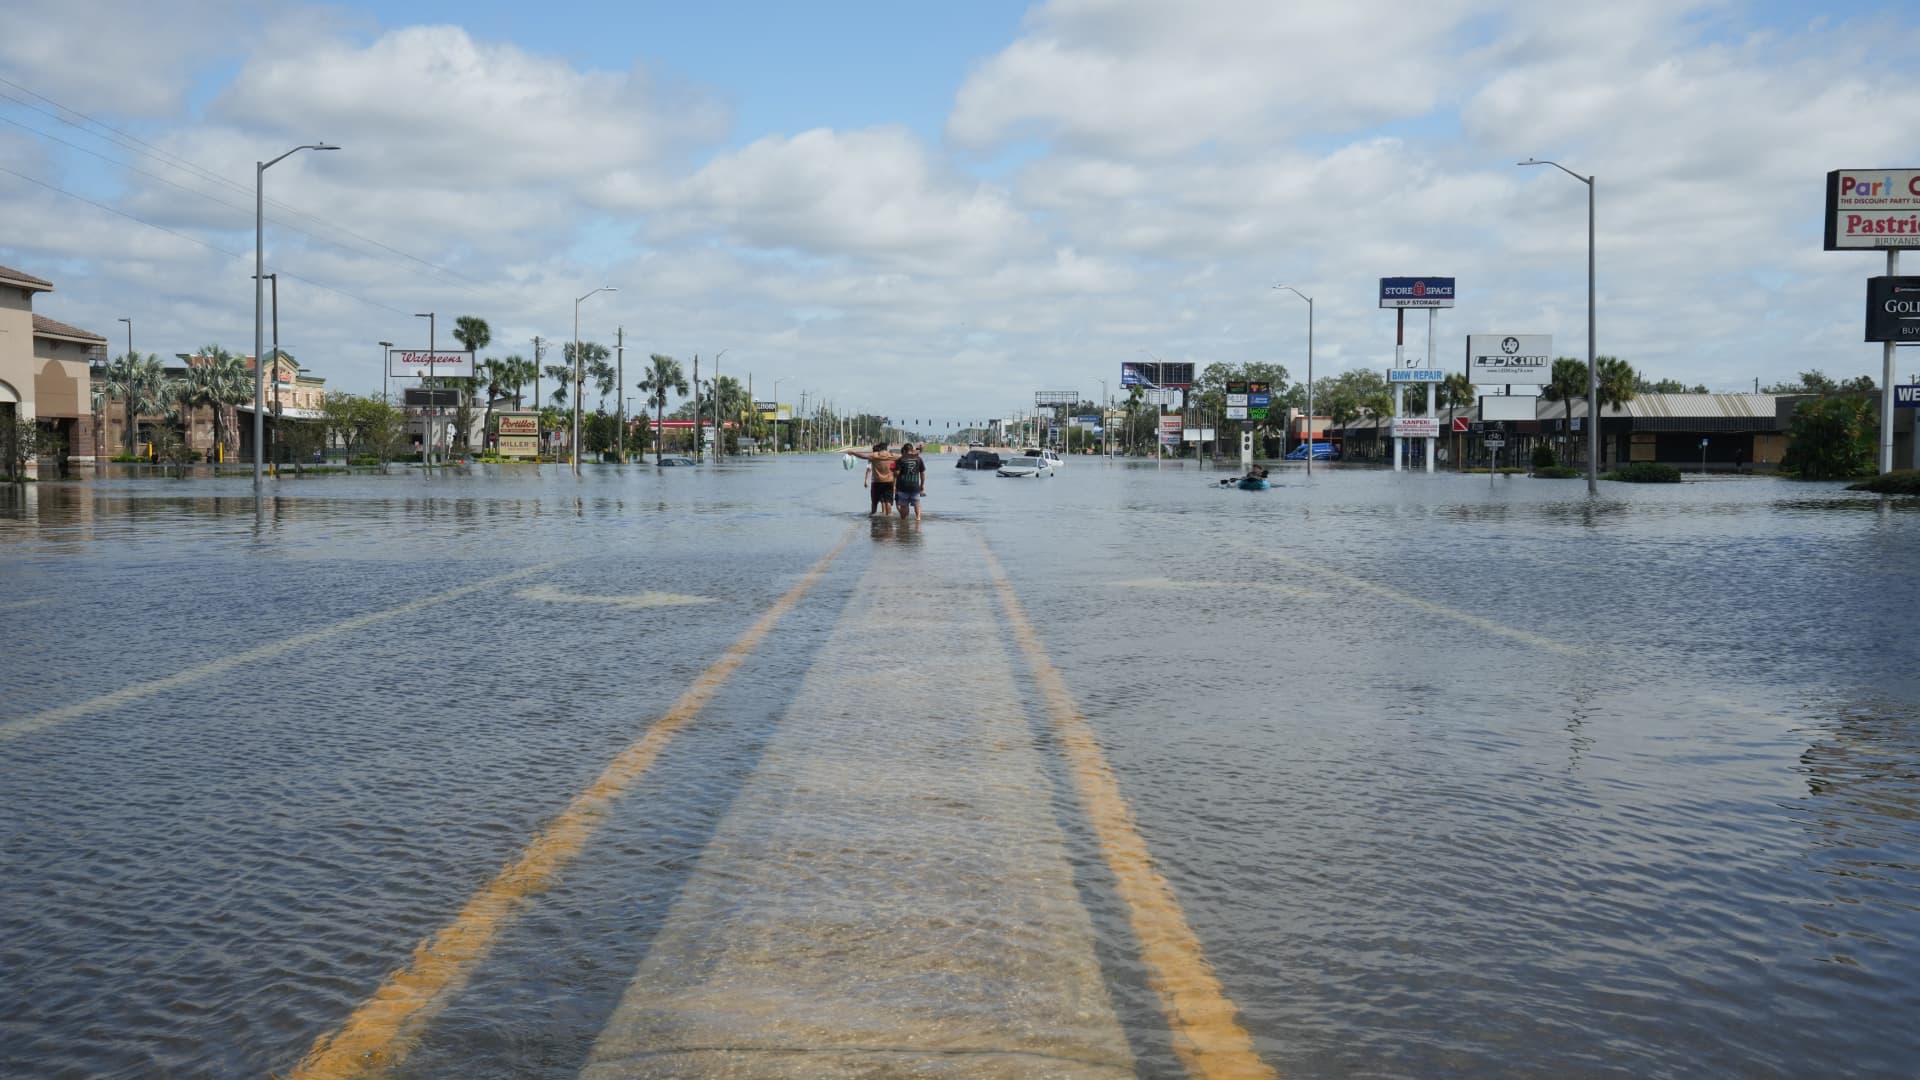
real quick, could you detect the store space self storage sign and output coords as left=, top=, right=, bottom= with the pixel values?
left=1826, top=169, right=1920, bottom=250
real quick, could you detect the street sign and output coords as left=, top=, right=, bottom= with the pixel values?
left=1896, top=384, right=1920, bottom=407
left=1485, top=438, right=1506, bottom=450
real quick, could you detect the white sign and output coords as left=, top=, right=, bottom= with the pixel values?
left=1826, top=169, right=1920, bottom=250
left=1389, top=369, right=1445, bottom=383
left=1466, top=334, right=1553, bottom=385
left=1393, top=417, right=1440, bottom=438
left=1482, top=395, right=1536, bottom=421
left=1226, top=393, right=1248, bottom=408
left=1226, top=406, right=1248, bottom=420
left=389, top=349, right=475, bottom=378
left=1180, top=428, right=1218, bottom=442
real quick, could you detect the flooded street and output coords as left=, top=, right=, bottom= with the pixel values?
left=3, top=457, right=1918, bottom=1078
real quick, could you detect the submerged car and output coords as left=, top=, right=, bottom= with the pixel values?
left=956, top=449, right=1003, bottom=470
left=997, top=455, right=1056, bottom=477
left=655, top=455, right=696, bottom=466
left=1284, top=442, right=1338, bottom=460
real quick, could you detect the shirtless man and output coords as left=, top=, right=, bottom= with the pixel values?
left=849, top=441, right=901, bottom=516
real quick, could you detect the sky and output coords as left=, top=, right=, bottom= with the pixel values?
left=4, top=0, right=1918, bottom=425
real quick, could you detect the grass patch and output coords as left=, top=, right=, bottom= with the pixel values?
left=1533, top=465, right=1582, bottom=479
left=1602, top=462, right=1683, bottom=483
left=1847, top=469, right=1920, bottom=494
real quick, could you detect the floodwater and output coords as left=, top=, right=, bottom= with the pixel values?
left=2, top=456, right=1917, bottom=1079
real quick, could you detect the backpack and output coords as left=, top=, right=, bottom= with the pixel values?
left=896, top=455, right=925, bottom=492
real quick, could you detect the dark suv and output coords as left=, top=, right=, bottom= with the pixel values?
left=956, top=449, right=1003, bottom=470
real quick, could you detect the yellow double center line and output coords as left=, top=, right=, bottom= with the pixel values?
left=982, top=541, right=1280, bottom=1080
left=288, top=532, right=851, bottom=1079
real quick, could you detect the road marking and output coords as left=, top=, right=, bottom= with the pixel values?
left=287, top=531, right=852, bottom=1080
left=983, top=542, right=1280, bottom=1080
left=1225, top=541, right=1581, bottom=657
left=514, top=583, right=715, bottom=608
left=1113, top=577, right=1322, bottom=599
left=0, top=597, right=53, bottom=611
left=0, top=562, right=565, bottom=744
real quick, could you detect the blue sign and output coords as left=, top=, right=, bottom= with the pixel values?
left=1379, top=276, right=1456, bottom=309
left=1248, top=392, right=1270, bottom=407
left=1388, top=369, right=1446, bottom=382
left=1897, top=384, right=1920, bottom=408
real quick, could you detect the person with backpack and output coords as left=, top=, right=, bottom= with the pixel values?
left=892, top=443, right=928, bottom=520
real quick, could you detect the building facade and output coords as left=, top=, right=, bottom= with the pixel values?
left=0, top=264, right=105, bottom=476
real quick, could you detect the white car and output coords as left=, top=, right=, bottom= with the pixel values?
left=997, top=453, right=1056, bottom=477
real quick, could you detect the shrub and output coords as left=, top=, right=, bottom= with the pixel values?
left=1533, top=465, right=1581, bottom=479
left=1847, top=469, right=1920, bottom=494
left=1780, top=396, right=1874, bottom=480
left=1532, top=444, right=1557, bottom=469
left=1604, top=462, right=1683, bottom=483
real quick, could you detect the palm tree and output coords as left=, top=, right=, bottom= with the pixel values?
left=105, top=351, right=168, bottom=458
left=496, top=354, right=533, bottom=410
left=1123, top=385, right=1145, bottom=454
left=637, top=353, right=688, bottom=465
left=1440, top=373, right=1475, bottom=470
left=543, top=363, right=573, bottom=408
left=1543, top=357, right=1588, bottom=466
left=477, top=357, right=509, bottom=447
left=1361, top=390, right=1395, bottom=458
left=193, top=345, right=249, bottom=456
left=452, top=316, right=491, bottom=359
left=1593, top=356, right=1637, bottom=469
left=179, top=363, right=224, bottom=458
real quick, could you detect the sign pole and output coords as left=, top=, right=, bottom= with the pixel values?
left=1393, top=308, right=1404, bottom=471
left=1884, top=250, right=1901, bottom=474
left=1425, top=307, right=1437, bottom=473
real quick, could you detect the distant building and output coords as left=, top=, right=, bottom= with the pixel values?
left=92, top=352, right=326, bottom=462
left=0, top=264, right=107, bottom=475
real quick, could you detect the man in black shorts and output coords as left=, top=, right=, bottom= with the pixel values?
left=892, top=443, right=928, bottom=520
left=850, top=441, right=899, bottom=516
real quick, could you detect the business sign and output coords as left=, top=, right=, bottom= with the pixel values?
left=1379, top=277, right=1456, bottom=309
left=389, top=349, right=474, bottom=378
left=497, top=435, right=538, bottom=459
left=497, top=413, right=538, bottom=437
left=1467, top=334, right=1552, bottom=385
left=1866, top=276, right=1920, bottom=342
left=1159, top=414, right=1184, bottom=431
left=403, top=387, right=462, bottom=408
left=1452, top=416, right=1471, bottom=432
left=1226, top=405, right=1248, bottom=420
left=1121, top=361, right=1196, bottom=389
left=1388, top=369, right=1446, bottom=382
left=1035, top=390, right=1080, bottom=406
left=1481, top=395, right=1536, bottom=421
left=1825, top=169, right=1920, bottom=250
left=1393, top=417, right=1440, bottom=438
left=1896, top=385, right=1920, bottom=408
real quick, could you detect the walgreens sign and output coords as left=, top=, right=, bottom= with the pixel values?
left=1825, top=169, right=1920, bottom=250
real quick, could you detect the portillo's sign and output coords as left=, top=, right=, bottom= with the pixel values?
left=1825, top=169, right=1920, bottom=250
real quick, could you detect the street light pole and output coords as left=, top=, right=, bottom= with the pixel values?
left=573, top=285, right=616, bottom=476
left=771, top=377, right=786, bottom=454
left=713, top=349, right=727, bottom=462
left=255, top=141, right=337, bottom=490
left=1520, top=158, right=1598, bottom=495
left=1098, top=377, right=1108, bottom=458
left=414, top=313, right=434, bottom=465
left=379, top=341, right=393, bottom=404
left=1275, top=285, right=1314, bottom=477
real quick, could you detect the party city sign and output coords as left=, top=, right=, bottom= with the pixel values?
left=1379, top=277, right=1456, bottom=308
left=1466, top=334, right=1553, bottom=385
left=1825, top=169, right=1920, bottom=250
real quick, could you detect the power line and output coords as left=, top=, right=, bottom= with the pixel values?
left=0, top=163, right=415, bottom=317
left=0, top=76, right=488, bottom=290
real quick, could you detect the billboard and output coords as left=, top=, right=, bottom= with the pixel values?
left=389, top=349, right=474, bottom=378
left=1121, top=361, right=1195, bottom=389
left=1380, top=277, right=1456, bottom=308
left=1466, top=334, right=1553, bottom=385
left=757, top=403, right=793, bottom=421
left=1035, top=390, right=1080, bottom=406
left=1825, top=169, right=1920, bottom=250
left=1866, top=277, right=1920, bottom=342
left=1482, top=395, right=1536, bottom=421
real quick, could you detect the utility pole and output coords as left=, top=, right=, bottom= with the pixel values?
left=531, top=336, right=544, bottom=456
left=268, top=273, right=279, bottom=472
left=615, top=326, right=625, bottom=463
left=714, top=348, right=726, bottom=463
left=692, top=353, right=700, bottom=461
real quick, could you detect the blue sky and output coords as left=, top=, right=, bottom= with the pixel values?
left=3, top=0, right=1919, bottom=421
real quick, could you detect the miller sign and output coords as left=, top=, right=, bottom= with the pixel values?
left=1825, top=169, right=1920, bottom=250
left=1466, top=334, right=1552, bottom=385
left=1866, top=277, right=1920, bottom=342
left=1379, top=277, right=1456, bottom=309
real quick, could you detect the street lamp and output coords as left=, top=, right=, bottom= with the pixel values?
left=414, top=313, right=435, bottom=465
left=1098, top=377, right=1108, bottom=458
left=1275, top=285, right=1314, bottom=476
left=771, top=377, right=786, bottom=453
left=573, top=285, right=616, bottom=476
left=379, top=341, right=393, bottom=405
left=1519, top=157, right=1597, bottom=495
left=255, top=141, right=338, bottom=490
left=712, top=348, right=728, bottom=462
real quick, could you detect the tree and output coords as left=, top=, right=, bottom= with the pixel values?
left=637, top=354, right=688, bottom=464
left=1593, top=356, right=1637, bottom=466
left=1637, top=376, right=1709, bottom=394
left=543, top=363, right=573, bottom=408
left=1780, top=397, right=1875, bottom=479
left=1440, top=373, right=1475, bottom=469
left=104, top=351, right=168, bottom=458
left=452, top=316, right=491, bottom=357
left=0, top=410, right=55, bottom=481
left=1763, top=369, right=1876, bottom=395
left=1543, top=357, right=1588, bottom=465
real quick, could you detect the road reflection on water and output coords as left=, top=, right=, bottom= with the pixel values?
left=2, top=460, right=1917, bottom=1078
